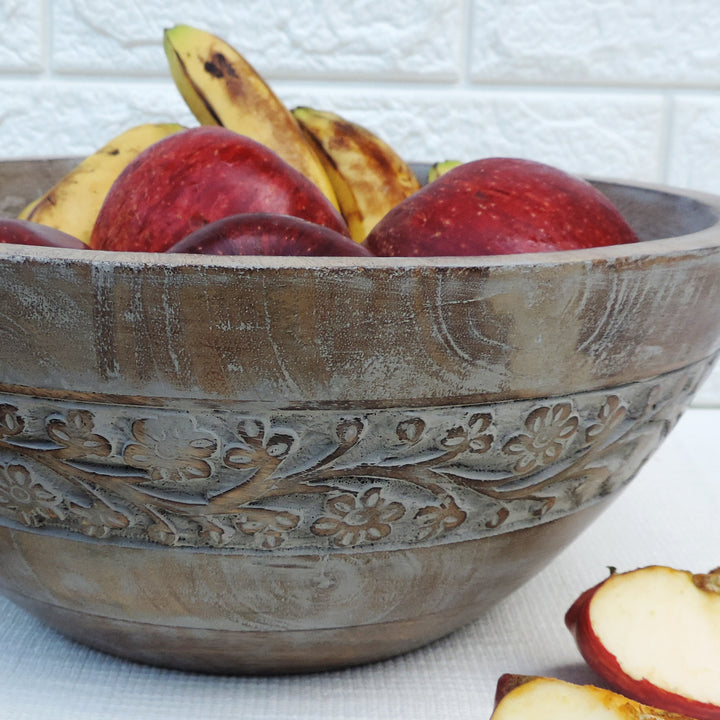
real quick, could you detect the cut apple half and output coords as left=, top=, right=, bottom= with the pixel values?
left=566, top=565, right=720, bottom=720
left=491, top=674, right=695, bottom=720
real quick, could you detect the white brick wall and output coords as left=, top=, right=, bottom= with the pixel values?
left=2, top=0, right=720, bottom=403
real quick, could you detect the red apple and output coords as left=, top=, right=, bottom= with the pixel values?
left=166, top=213, right=373, bottom=256
left=364, top=157, right=639, bottom=256
left=566, top=565, right=720, bottom=720
left=492, top=674, right=695, bottom=720
left=89, top=126, right=349, bottom=253
left=0, top=218, right=86, bottom=249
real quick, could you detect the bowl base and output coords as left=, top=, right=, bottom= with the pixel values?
left=3, top=586, right=486, bottom=674
left=0, top=500, right=612, bottom=674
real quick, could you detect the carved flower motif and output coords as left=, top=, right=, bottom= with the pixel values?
left=586, top=395, right=626, bottom=442
left=224, top=418, right=294, bottom=469
left=440, top=413, right=494, bottom=454
left=467, top=412, right=494, bottom=453
left=503, top=403, right=579, bottom=474
left=235, top=510, right=300, bottom=549
left=415, top=495, right=467, bottom=542
left=46, top=409, right=112, bottom=460
left=123, top=418, right=217, bottom=483
left=0, top=464, right=63, bottom=526
left=311, top=487, right=405, bottom=547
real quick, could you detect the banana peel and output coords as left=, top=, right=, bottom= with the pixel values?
left=428, top=159, right=462, bottom=182
left=163, top=24, right=339, bottom=210
left=22, top=122, right=184, bottom=244
left=292, top=106, right=421, bottom=243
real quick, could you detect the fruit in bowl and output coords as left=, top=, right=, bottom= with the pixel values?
left=1, top=159, right=720, bottom=674
left=364, top=157, right=640, bottom=256
left=166, top=213, right=372, bottom=256
left=89, top=126, right=349, bottom=253
left=0, top=218, right=86, bottom=249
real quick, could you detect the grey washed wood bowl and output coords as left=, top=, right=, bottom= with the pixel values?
left=0, top=158, right=720, bottom=674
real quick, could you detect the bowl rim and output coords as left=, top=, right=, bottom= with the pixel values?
left=2, top=174, right=720, bottom=271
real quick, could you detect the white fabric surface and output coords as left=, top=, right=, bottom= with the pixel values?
left=1, top=408, right=717, bottom=720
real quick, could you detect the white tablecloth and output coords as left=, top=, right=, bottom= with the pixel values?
left=1, top=408, right=717, bottom=720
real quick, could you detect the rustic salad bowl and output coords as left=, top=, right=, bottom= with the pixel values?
left=0, top=158, right=719, bottom=673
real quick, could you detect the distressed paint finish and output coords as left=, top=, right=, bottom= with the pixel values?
left=1, top=160, right=720, bottom=672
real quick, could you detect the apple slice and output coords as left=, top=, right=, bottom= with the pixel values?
left=492, top=674, right=695, bottom=720
left=566, top=565, right=720, bottom=720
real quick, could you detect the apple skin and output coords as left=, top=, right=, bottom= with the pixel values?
left=90, top=126, right=350, bottom=253
left=0, top=218, right=86, bottom=249
left=565, top=567, right=720, bottom=720
left=364, top=157, right=639, bottom=257
left=166, top=213, right=374, bottom=256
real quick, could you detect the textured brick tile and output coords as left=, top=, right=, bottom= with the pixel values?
left=0, top=1, right=43, bottom=71
left=0, top=81, right=195, bottom=158
left=667, top=95, right=720, bottom=193
left=50, top=0, right=461, bottom=79
left=279, top=88, right=665, bottom=180
left=470, top=0, right=720, bottom=85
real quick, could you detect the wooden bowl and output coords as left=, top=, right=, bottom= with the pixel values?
left=0, top=159, right=719, bottom=673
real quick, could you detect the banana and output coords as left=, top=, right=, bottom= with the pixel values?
left=428, top=160, right=462, bottom=182
left=292, top=106, right=421, bottom=243
left=23, top=122, right=184, bottom=244
left=163, top=24, right=339, bottom=211
left=17, top=196, right=41, bottom=220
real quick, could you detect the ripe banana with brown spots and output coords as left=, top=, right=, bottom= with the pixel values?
left=163, top=24, right=339, bottom=211
left=20, top=122, right=184, bottom=244
left=292, top=107, right=421, bottom=243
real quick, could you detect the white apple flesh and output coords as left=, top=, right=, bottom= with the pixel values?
left=492, top=674, right=695, bottom=720
left=566, top=566, right=720, bottom=720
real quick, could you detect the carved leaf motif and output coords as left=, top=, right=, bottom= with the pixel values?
left=236, top=418, right=265, bottom=446
left=486, top=507, right=510, bottom=529
left=69, top=501, right=130, bottom=539
left=146, top=514, right=180, bottom=546
left=396, top=418, right=426, bottom=444
left=0, top=405, right=24, bottom=439
left=265, top=434, right=294, bottom=459
left=336, top=418, right=365, bottom=445
left=415, top=495, right=467, bottom=542
left=441, top=426, right=468, bottom=448
left=196, top=517, right=235, bottom=547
